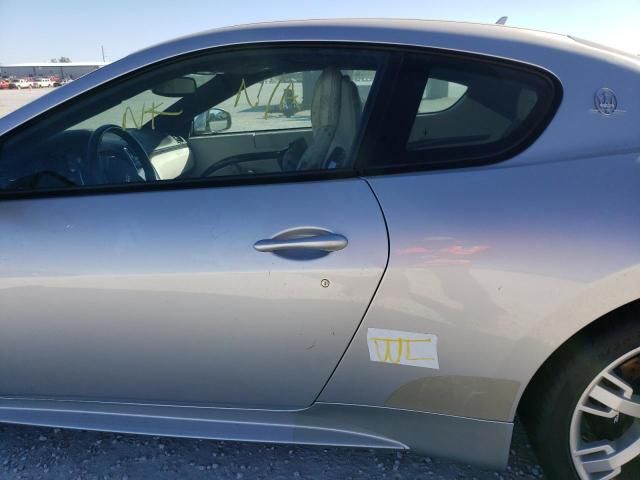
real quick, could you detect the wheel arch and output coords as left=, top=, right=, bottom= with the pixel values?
left=517, top=297, right=640, bottom=417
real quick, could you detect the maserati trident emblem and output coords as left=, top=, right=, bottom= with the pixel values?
left=593, top=88, right=618, bottom=115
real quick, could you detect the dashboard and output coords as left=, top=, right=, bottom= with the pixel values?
left=0, top=128, right=194, bottom=192
left=128, top=129, right=194, bottom=181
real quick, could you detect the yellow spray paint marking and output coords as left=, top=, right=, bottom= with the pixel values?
left=405, top=339, right=435, bottom=361
left=263, top=78, right=282, bottom=119
left=234, top=78, right=262, bottom=108
left=371, top=338, right=434, bottom=363
left=121, top=106, right=143, bottom=130
left=367, top=329, right=439, bottom=369
left=232, top=77, right=302, bottom=120
left=372, top=337, right=403, bottom=363
left=121, top=102, right=183, bottom=130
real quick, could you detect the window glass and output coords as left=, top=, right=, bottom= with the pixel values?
left=211, top=73, right=312, bottom=134
left=0, top=48, right=385, bottom=194
left=194, top=69, right=376, bottom=135
left=418, top=78, right=468, bottom=114
left=405, top=60, right=556, bottom=162
left=73, top=73, right=215, bottom=130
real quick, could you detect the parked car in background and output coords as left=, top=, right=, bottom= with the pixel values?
left=0, top=79, right=9, bottom=90
left=8, top=78, right=33, bottom=89
left=53, top=77, right=73, bottom=87
left=34, top=77, right=54, bottom=88
left=0, top=19, right=639, bottom=480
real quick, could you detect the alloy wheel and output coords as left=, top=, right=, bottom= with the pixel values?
left=570, top=347, right=640, bottom=479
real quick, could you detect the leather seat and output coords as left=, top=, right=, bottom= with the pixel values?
left=294, top=68, right=363, bottom=171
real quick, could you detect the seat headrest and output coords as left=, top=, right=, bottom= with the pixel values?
left=325, top=75, right=363, bottom=168
left=310, top=67, right=343, bottom=131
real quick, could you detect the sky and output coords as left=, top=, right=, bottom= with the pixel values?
left=0, top=0, right=638, bottom=64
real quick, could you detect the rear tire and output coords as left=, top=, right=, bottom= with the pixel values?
left=521, top=306, right=640, bottom=479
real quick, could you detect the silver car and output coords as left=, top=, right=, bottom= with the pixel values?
left=0, top=19, right=639, bottom=480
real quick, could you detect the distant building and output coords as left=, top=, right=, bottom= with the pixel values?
left=0, top=62, right=109, bottom=79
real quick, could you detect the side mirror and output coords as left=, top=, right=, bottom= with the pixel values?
left=192, top=108, right=232, bottom=136
left=152, top=77, right=197, bottom=97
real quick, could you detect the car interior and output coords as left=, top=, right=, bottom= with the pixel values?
left=0, top=48, right=383, bottom=192
left=0, top=47, right=551, bottom=193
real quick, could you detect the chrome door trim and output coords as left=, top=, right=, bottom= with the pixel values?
left=254, top=228, right=348, bottom=253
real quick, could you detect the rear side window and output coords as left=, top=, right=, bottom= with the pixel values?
left=417, top=78, right=468, bottom=114
left=366, top=52, right=560, bottom=171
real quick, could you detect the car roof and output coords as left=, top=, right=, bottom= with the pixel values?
left=2, top=18, right=639, bottom=136
left=145, top=18, right=638, bottom=64
left=166, top=18, right=571, bottom=49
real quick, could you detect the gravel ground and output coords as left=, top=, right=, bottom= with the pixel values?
left=0, top=420, right=544, bottom=479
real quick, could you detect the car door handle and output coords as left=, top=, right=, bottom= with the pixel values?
left=254, top=233, right=348, bottom=253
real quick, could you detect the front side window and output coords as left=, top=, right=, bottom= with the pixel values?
left=72, top=72, right=216, bottom=131
left=191, top=69, right=376, bottom=136
left=0, top=47, right=385, bottom=194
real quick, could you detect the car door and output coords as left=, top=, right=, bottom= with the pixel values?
left=0, top=45, right=390, bottom=409
left=319, top=50, right=564, bottom=416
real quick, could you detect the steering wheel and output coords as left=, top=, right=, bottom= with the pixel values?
left=86, top=125, right=158, bottom=184
left=202, top=157, right=246, bottom=177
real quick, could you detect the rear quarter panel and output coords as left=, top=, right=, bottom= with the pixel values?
left=320, top=153, right=640, bottom=421
left=319, top=45, right=640, bottom=422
